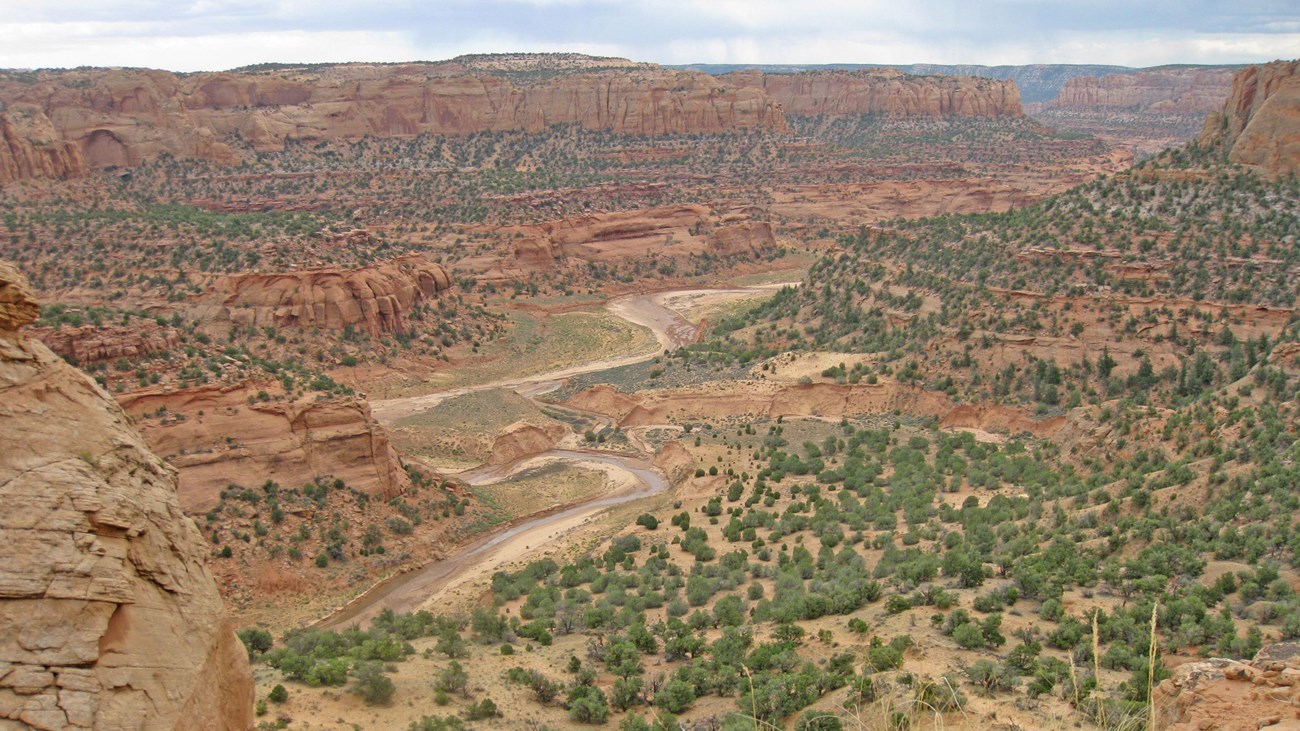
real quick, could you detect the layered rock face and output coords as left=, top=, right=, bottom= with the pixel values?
left=507, top=205, right=777, bottom=271
left=706, top=220, right=778, bottom=256
left=725, top=69, right=1023, bottom=117
left=32, top=323, right=180, bottom=367
left=1051, top=67, right=1236, bottom=113
left=0, top=261, right=253, bottom=730
left=0, top=63, right=786, bottom=182
left=195, top=255, right=451, bottom=336
left=0, top=61, right=1042, bottom=183
left=0, top=110, right=85, bottom=182
left=1198, top=60, right=1300, bottom=176
left=118, top=384, right=412, bottom=513
left=489, top=421, right=568, bottom=466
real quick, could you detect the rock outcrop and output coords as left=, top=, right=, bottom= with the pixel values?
left=0, top=63, right=787, bottom=181
left=32, top=323, right=181, bottom=366
left=706, top=220, right=778, bottom=256
left=0, top=109, right=85, bottom=183
left=505, top=205, right=777, bottom=271
left=194, top=254, right=451, bottom=336
left=0, top=263, right=40, bottom=330
left=488, top=421, right=567, bottom=466
left=725, top=69, right=1023, bottom=118
left=0, top=261, right=254, bottom=730
left=1198, top=60, right=1300, bottom=177
left=1155, top=643, right=1300, bottom=731
left=117, top=384, right=412, bottom=513
left=1051, top=67, right=1236, bottom=113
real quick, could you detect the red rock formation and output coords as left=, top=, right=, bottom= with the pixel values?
left=0, top=262, right=40, bottom=329
left=0, top=63, right=787, bottom=179
left=1052, top=67, right=1236, bottom=113
left=707, top=220, right=777, bottom=256
left=0, top=109, right=84, bottom=184
left=1198, top=60, right=1300, bottom=176
left=0, top=62, right=1046, bottom=181
left=726, top=69, right=1023, bottom=117
left=488, top=421, right=567, bottom=465
left=505, top=205, right=777, bottom=272
left=545, top=204, right=709, bottom=250
left=510, top=204, right=710, bottom=267
left=1155, top=643, right=1300, bottom=731
left=195, top=254, right=451, bottom=336
left=31, top=323, right=180, bottom=366
left=118, top=383, right=412, bottom=513
left=0, top=260, right=254, bottom=730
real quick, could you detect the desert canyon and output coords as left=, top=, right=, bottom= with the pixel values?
left=1, top=49, right=1299, bottom=731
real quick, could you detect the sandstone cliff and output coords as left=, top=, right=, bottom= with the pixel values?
left=1051, top=67, right=1236, bottom=113
left=0, top=261, right=253, bottom=730
left=1198, top=60, right=1300, bottom=176
left=488, top=421, right=568, bottom=466
left=504, top=205, right=777, bottom=272
left=194, top=254, right=451, bottom=336
left=32, top=323, right=180, bottom=366
left=118, top=383, right=412, bottom=513
left=725, top=69, right=1023, bottom=117
left=706, top=220, right=778, bottom=256
left=0, top=109, right=85, bottom=183
left=0, top=61, right=1045, bottom=183
left=0, top=63, right=786, bottom=182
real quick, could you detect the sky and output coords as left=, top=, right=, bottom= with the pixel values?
left=1, top=0, right=1297, bottom=72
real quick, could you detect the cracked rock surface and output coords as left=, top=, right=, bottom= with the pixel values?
left=0, top=261, right=253, bottom=730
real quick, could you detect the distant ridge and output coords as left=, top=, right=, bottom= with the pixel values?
left=673, top=63, right=1246, bottom=104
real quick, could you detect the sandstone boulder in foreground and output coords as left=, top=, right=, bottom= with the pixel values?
left=0, top=261, right=254, bottom=730
left=1155, top=642, right=1300, bottom=731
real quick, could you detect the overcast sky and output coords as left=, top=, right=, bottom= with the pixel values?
left=1, top=0, right=1297, bottom=72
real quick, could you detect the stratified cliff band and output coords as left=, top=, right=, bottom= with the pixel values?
left=0, top=60, right=1026, bottom=183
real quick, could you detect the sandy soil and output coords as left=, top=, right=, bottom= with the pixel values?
left=316, top=450, right=666, bottom=630
left=374, top=284, right=791, bottom=422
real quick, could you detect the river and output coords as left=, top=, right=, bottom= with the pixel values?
left=315, top=285, right=786, bottom=629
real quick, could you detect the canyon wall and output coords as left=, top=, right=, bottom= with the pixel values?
left=0, top=261, right=254, bottom=730
left=0, top=60, right=1036, bottom=183
left=0, top=63, right=786, bottom=182
left=1197, top=60, right=1300, bottom=176
left=194, top=254, right=451, bottom=336
left=1050, top=67, right=1236, bottom=113
left=118, top=384, right=413, bottom=513
left=1029, top=66, right=1237, bottom=157
left=32, top=323, right=180, bottom=366
left=0, top=109, right=85, bottom=182
left=725, top=69, right=1023, bottom=117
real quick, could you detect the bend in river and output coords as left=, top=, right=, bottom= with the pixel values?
left=316, top=285, right=787, bottom=629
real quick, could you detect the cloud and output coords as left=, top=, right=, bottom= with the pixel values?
left=0, top=25, right=421, bottom=70
left=0, top=0, right=1295, bottom=70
